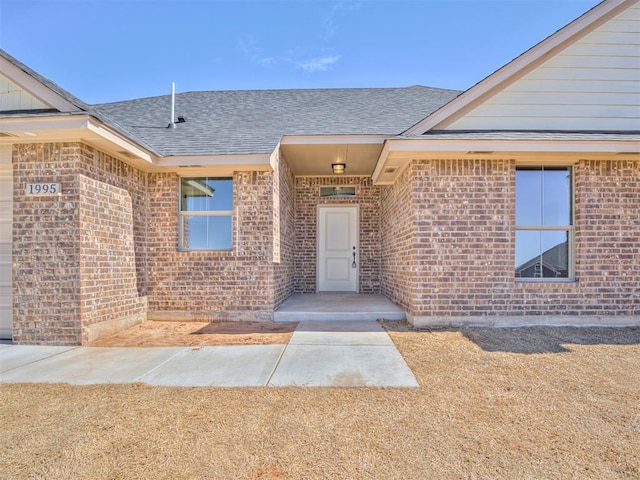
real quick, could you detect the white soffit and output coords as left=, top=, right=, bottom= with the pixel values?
left=280, top=135, right=388, bottom=176
left=372, top=136, right=640, bottom=185
left=0, top=114, right=155, bottom=168
left=403, top=0, right=638, bottom=135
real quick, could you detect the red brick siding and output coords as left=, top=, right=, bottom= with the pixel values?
left=78, top=175, right=146, bottom=340
left=273, top=152, right=295, bottom=306
left=12, top=143, right=148, bottom=345
left=295, top=176, right=380, bottom=293
left=380, top=164, right=416, bottom=313
left=77, top=145, right=149, bottom=297
left=12, top=144, right=83, bottom=344
left=146, top=171, right=276, bottom=321
left=385, top=159, right=640, bottom=322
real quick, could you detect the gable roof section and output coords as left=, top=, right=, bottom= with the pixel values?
left=93, top=86, right=460, bottom=157
left=0, top=49, right=90, bottom=113
left=403, top=0, right=639, bottom=134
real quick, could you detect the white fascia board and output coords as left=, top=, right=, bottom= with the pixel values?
left=0, top=113, right=89, bottom=132
left=383, top=137, right=640, bottom=155
left=402, top=0, right=634, bottom=135
left=0, top=57, right=81, bottom=112
left=156, top=153, right=272, bottom=168
left=371, top=139, right=394, bottom=181
left=280, top=134, right=390, bottom=145
left=85, top=119, right=155, bottom=165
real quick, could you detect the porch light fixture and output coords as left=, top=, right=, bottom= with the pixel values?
left=331, top=162, right=346, bottom=174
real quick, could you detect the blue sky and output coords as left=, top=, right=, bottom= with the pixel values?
left=1, top=0, right=599, bottom=104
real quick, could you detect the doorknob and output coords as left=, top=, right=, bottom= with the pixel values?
left=352, top=246, right=357, bottom=268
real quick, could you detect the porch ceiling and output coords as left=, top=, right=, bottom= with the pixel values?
left=280, top=138, right=385, bottom=176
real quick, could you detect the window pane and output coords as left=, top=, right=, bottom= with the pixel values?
left=541, top=231, right=569, bottom=278
left=542, top=169, right=571, bottom=226
left=181, top=178, right=233, bottom=212
left=515, top=230, right=569, bottom=278
left=516, top=167, right=571, bottom=226
left=182, top=215, right=232, bottom=250
left=516, top=169, right=542, bottom=225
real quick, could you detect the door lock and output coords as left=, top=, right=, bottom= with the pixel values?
left=352, top=246, right=357, bottom=268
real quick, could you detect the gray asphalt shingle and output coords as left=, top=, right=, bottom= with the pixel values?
left=94, top=87, right=461, bottom=156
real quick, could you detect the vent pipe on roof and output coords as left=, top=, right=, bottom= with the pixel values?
left=169, top=82, right=176, bottom=129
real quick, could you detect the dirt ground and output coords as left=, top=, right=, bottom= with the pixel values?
left=2, top=323, right=639, bottom=479
left=89, top=320, right=298, bottom=346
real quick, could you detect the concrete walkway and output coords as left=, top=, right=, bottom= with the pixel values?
left=0, top=321, right=418, bottom=388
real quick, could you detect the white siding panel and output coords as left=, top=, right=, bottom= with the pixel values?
left=449, top=115, right=638, bottom=131
left=463, top=103, right=639, bottom=119
left=0, top=73, right=48, bottom=111
left=502, top=79, right=640, bottom=94
left=567, top=43, right=639, bottom=57
left=445, top=4, right=640, bottom=131
left=485, top=91, right=639, bottom=106
left=613, top=7, right=640, bottom=22
left=576, top=30, right=640, bottom=44
left=544, top=54, right=638, bottom=69
left=0, top=165, right=12, bottom=339
left=524, top=67, right=640, bottom=81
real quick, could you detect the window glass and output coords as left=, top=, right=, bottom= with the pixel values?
left=515, top=230, right=569, bottom=278
left=516, top=168, right=570, bottom=226
left=179, top=177, right=233, bottom=250
left=515, top=167, right=572, bottom=280
left=182, top=216, right=232, bottom=250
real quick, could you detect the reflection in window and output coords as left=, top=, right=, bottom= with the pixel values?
left=180, top=177, right=233, bottom=250
left=515, top=167, right=572, bottom=279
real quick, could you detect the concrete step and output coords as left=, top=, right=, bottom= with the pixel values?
left=274, top=293, right=406, bottom=323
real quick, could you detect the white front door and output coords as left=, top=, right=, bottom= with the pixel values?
left=0, top=164, right=12, bottom=340
left=318, top=205, right=358, bottom=292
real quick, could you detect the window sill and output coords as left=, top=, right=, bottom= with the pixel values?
left=178, top=248, right=235, bottom=255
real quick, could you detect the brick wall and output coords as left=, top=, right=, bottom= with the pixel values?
left=78, top=175, right=147, bottom=342
left=294, top=176, right=380, bottom=293
left=380, top=164, right=416, bottom=313
left=13, top=144, right=83, bottom=344
left=273, top=151, right=295, bottom=306
left=12, top=143, right=148, bottom=345
left=146, top=171, right=277, bottom=321
left=383, top=158, right=640, bottom=326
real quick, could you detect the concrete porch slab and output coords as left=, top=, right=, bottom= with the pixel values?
left=137, top=345, right=285, bottom=387
left=274, top=293, right=405, bottom=322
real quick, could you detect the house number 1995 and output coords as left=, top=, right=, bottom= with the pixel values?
left=26, top=183, right=62, bottom=196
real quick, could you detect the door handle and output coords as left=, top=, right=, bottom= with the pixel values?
left=352, top=246, right=357, bottom=268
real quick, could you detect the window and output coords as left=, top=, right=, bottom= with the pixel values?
left=179, top=177, right=233, bottom=250
left=319, top=186, right=356, bottom=198
left=515, top=167, right=573, bottom=280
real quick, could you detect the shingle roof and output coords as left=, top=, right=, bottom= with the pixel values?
left=94, top=87, right=461, bottom=156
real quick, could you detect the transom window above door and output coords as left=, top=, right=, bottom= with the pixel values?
left=179, top=177, right=233, bottom=250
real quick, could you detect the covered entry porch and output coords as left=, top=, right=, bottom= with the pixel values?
left=274, top=294, right=405, bottom=322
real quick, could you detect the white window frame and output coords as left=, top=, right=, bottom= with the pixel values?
left=515, top=165, right=575, bottom=282
left=179, top=177, right=234, bottom=251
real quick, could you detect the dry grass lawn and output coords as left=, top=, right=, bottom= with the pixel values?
left=1, top=323, right=639, bottom=479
